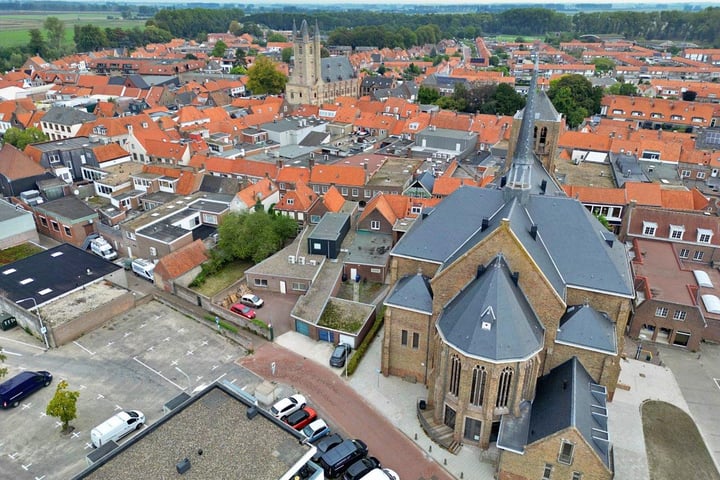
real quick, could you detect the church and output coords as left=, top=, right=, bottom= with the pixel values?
left=285, top=20, right=359, bottom=106
left=382, top=59, right=631, bottom=479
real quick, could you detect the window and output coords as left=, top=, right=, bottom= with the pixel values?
left=694, top=251, right=705, bottom=261
left=202, top=213, right=218, bottom=225
left=412, top=332, right=419, bottom=349
left=63, top=225, right=71, bottom=236
left=669, top=225, right=685, bottom=240
left=655, top=307, right=669, bottom=317
left=149, top=247, right=157, bottom=257
left=697, top=229, right=713, bottom=244
left=351, top=188, right=359, bottom=197
left=254, top=278, right=268, bottom=287
left=463, top=417, right=482, bottom=441
left=449, top=355, right=461, bottom=396
left=370, top=220, right=380, bottom=230
left=39, top=216, right=48, bottom=227
left=401, top=329, right=408, bottom=346
left=286, top=198, right=294, bottom=205
left=542, top=463, right=553, bottom=480
left=470, top=366, right=486, bottom=406
left=341, top=187, right=348, bottom=196
left=681, top=170, right=691, bottom=178
left=558, top=440, right=575, bottom=465
left=496, top=366, right=513, bottom=408
left=364, top=189, right=372, bottom=198
left=673, top=310, right=687, bottom=321
left=126, top=231, right=136, bottom=240
left=291, top=282, right=307, bottom=291
left=51, top=220, right=60, bottom=232
left=411, top=205, right=422, bottom=215
left=48, top=154, right=60, bottom=164
left=697, top=172, right=706, bottom=179
left=642, top=221, right=657, bottom=236
left=679, top=248, right=689, bottom=258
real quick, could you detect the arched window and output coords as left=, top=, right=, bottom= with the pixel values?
left=540, top=126, right=548, bottom=144
left=522, top=359, right=535, bottom=400
left=533, top=125, right=538, bottom=140
left=470, top=365, right=487, bottom=406
left=449, top=354, right=461, bottom=396
left=496, top=366, right=513, bottom=407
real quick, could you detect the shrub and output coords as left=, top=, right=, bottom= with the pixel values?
left=346, top=306, right=385, bottom=376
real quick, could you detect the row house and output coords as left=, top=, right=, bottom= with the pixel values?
left=25, top=136, right=103, bottom=184
left=308, top=163, right=366, bottom=204
left=677, top=148, right=720, bottom=191
left=275, top=182, right=346, bottom=229
left=0, top=143, right=55, bottom=199
left=40, top=106, right=96, bottom=141
left=229, top=178, right=279, bottom=212
left=644, top=79, right=720, bottom=104
left=187, top=154, right=279, bottom=186
left=601, top=95, right=716, bottom=131
left=683, top=48, right=720, bottom=66
left=19, top=195, right=98, bottom=248
left=260, top=117, right=328, bottom=147
left=130, top=164, right=204, bottom=200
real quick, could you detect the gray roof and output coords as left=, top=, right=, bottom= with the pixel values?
left=533, top=90, right=562, bottom=122
left=437, top=255, right=544, bottom=361
left=299, top=131, right=330, bottom=147
left=42, top=106, right=96, bottom=126
left=610, top=152, right=650, bottom=187
left=309, top=212, right=350, bottom=240
left=556, top=304, right=617, bottom=354
left=0, top=198, right=32, bottom=222
left=34, top=195, right=98, bottom=222
left=498, top=357, right=612, bottom=468
left=361, top=77, right=393, bottom=89
left=385, top=273, right=433, bottom=314
left=320, top=56, right=355, bottom=83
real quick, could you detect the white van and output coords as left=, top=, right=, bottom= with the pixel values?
left=131, top=258, right=155, bottom=282
left=90, top=237, right=117, bottom=261
left=91, top=410, right=145, bottom=448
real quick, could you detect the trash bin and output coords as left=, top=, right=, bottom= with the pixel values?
left=418, top=400, right=427, bottom=410
left=0, top=313, right=17, bottom=331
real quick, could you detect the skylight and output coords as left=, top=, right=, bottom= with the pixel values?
left=50, top=252, right=64, bottom=257
left=20, top=278, right=34, bottom=285
left=38, top=288, right=53, bottom=296
left=2, top=268, right=16, bottom=275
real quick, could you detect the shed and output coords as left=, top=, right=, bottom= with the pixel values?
left=308, top=212, right=350, bottom=259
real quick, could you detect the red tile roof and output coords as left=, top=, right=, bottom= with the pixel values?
left=154, top=240, right=208, bottom=280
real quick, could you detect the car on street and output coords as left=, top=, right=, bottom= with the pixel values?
left=311, top=433, right=343, bottom=463
left=270, top=393, right=306, bottom=419
left=230, top=303, right=256, bottom=319
left=284, top=406, right=317, bottom=430
left=330, top=343, right=352, bottom=368
left=0, top=370, right=52, bottom=408
left=240, top=294, right=264, bottom=308
left=343, top=456, right=381, bottom=480
left=360, top=469, right=400, bottom=480
left=301, top=419, right=330, bottom=443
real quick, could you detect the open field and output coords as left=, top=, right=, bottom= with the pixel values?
left=0, top=11, right=145, bottom=47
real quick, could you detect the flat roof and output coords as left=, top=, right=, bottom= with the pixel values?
left=309, top=213, right=350, bottom=241
left=75, top=383, right=314, bottom=480
left=0, top=243, right=121, bottom=306
left=0, top=198, right=32, bottom=222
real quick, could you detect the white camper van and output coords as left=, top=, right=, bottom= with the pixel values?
left=131, top=258, right=155, bottom=282
left=90, top=237, right=117, bottom=261
left=90, top=410, right=145, bottom=448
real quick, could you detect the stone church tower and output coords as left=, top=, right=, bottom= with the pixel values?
left=285, top=20, right=358, bottom=106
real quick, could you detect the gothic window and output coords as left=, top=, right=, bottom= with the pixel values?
left=449, top=354, right=461, bottom=396
left=470, top=366, right=486, bottom=406
left=522, top=359, right=535, bottom=400
left=540, top=126, right=548, bottom=144
left=496, top=366, right=513, bottom=407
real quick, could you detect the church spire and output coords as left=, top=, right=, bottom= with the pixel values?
left=292, top=19, right=297, bottom=39
left=300, top=19, right=309, bottom=41
left=505, top=51, right=539, bottom=201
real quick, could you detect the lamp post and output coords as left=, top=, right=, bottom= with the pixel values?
left=16, top=297, right=49, bottom=349
left=175, top=366, right=191, bottom=391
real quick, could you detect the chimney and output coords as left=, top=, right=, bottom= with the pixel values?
left=500, top=176, right=507, bottom=188
left=308, top=157, right=315, bottom=170
left=481, top=217, right=489, bottom=231
left=540, top=179, right=547, bottom=193
left=530, top=224, right=538, bottom=240
left=276, top=158, right=283, bottom=169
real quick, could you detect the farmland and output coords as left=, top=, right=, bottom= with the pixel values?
left=0, top=11, right=145, bottom=47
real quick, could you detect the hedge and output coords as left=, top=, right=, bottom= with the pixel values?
left=346, top=306, right=385, bottom=376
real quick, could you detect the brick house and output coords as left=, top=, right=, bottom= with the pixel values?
left=23, top=195, right=98, bottom=248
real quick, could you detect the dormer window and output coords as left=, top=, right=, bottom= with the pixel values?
left=643, top=221, right=657, bottom=236
left=697, top=228, right=713, bottom=244
left=669, top=225, right=685, bottom=240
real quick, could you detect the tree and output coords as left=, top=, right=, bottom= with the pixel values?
left=27, top=29, right=46, bottom=57
left=607, top=82, right=638, bottom=96
left=74, top=24, right=108, bottom=52
left=246, top=56, right=287, bottom=95
left=592, top=57, right=616, bottom=75
left=234, top=48, right=247, bottom=66
left=418, top=86, right=440, bottom=104
left=217, top=210, right=297, bottom=264
left=281, top=47, right=293, bottom=64
left=46, top=380, right=80, bottom=434
left=266, top=32, right=287, bottom=42
left=484, top=83, right=526, bottom=115
left=0, top=347, right=6, bottom=379
left=3, top=127, right=49, bottom=150
left=211, top=40, right=227, bottom=58
left=43, top=17, right=65, bottom=51
left=547, top=74, right=603, bottom=129
left=230, top=65, right=247, bottom=75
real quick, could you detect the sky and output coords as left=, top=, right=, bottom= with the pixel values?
left=249, top=0, right=699, bottom=4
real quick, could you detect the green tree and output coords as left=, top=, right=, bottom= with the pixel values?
left=234, top=48, right=247, bottom=66
left=0, top=347, right=6, bottom=379
left=607, top=82, right=638, bottom=96
left=482, top=83, right=526, bottom=115
left=547, top=74, right=603, bottom=129
left=592, top=57, right=616, bottom=75
left=43, top=17, right=65, bottom=51
left=217, top=210, right=297, bottom=264
left=418, top=85, right=440, bottom=104
left=74, top=24, right=108, bottom=52
left=266, top=32, right=287, bottom=42
left=27, top=29, right=46, bottom=57
left=246, top=56, right=287, bottom=95
left=3, top=127, right=49, bottom=150
left=46, top=380, right=80, bottom=434
left=211, top=40, right=227, bottom=58
left=281, top=47, right=293, bottom=64
left=230, top=65, right=247, bottom=75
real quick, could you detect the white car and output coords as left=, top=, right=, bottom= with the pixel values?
left=270, top=393, right=306, bottom=419
left=240, top=294, right=264, bottom=308
left=301, top=418, right=330, bottom=443
left=360, top=468, right=400, bottom=480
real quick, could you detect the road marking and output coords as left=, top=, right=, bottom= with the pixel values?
left=133, top=356, right=185, bottom=390
left=195, top=375, right=203, bottom=382
left=85, top=443, right=93, bottom=450
left=714, top=378, right=720, bottom=390
left=139, top=323, right=147, bottom=329
left=186, top=350, right=194, bottom=356
left=147, top=346, right=154, bottom=352
left=22, top=403, right=31, bottom=410
left=71, top=432, right=80, bottom=439
left=79, top=385, right=86, bottom=390
left=163, top=337, right=170, bottom=342
left=124, top=332, right=132, bottom=338
left=225, top=355, right=233, bottom=361
left=115, top=405, right=122, bottom=411
left=171, top=360, right=178, bottom=366
left=22, top=463, right=31, bottom=470
left=212, top=373, right=227, bottom=384
left=106, top=342, right=114, bottom=348
left=55, top=422, right=62, bottom=429
left=0, top=348, right=22, bottom=357
left=40, top=412, right=46, bottom=417
left=211, top=365, right=219, bottom=371
left=201, top=340, right=208, bottom=346
left=0, top=336, right=45, bottom=351
left=72, top=341, right=95, bottom=356
left=8, top=452, right=19, bottom=460
left=97, top=394, right=104, bottom=400
left=36, top=476, right=46, bottom=480
left=178, top=328, right=186, bottom=334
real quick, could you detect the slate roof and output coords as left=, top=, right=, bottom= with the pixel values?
left=498, top=357, right=612, bottom=469
left=384, top=273, right=433, bottom=314
left=321, top=56, right=355, bottom=83
left=41, top=106, right=96, bottom=125
left=437, top=255, right=544, bottom=362
left=556, top=304, right=617, bottom=354
left=0, top=243, right=121, bottom=306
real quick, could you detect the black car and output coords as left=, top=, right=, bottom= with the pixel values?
left=311, top=433, right=343, bottom=463
left=329, top=343, right=352, bottom=368
left=319, top=439, right=369, bottom=478
left=343, top=456, right=381, bottom=480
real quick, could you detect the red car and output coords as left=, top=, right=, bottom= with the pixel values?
left=230, top=303, right=256, bottom=319
left=284, top=406, right=317, bottom=430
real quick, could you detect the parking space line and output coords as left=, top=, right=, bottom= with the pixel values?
left=72, top=341, right=95, bottom=356
left=0, top=336, right=45, bottom=351
left=21, top=462, right=31, bottom=470
left=0, top=349, right=22, bottom=357
left=133, top=356, right=185, bottom=390
left=714, top=378, right=720, bottom=390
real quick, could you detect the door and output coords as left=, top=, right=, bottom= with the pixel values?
left=350, top=268, right=357, bottom=282
left=280, top=281, right=286, bottom=294
left=295, top=320, right=310, bottom=336
left=444, top=405, right=456, bottom=429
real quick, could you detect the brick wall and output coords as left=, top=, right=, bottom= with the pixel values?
left=381, top=307, right=432, bottom=382
left=51, top=292, right=136, bottom=346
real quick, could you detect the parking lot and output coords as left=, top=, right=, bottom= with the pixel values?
left=0, top=300, right=259, bottom=480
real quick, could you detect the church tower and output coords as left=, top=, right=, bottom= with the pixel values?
left=286, top=20, right=323, bottom=105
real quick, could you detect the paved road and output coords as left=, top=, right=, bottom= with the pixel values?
left=241, top=342, right=452, bottom=480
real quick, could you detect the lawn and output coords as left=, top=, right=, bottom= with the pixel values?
left=0, top=11, right=145, bottom=47
left=0, top=243, right=44, bottom=266
left=191, top=260, right=251, bottom=298
left=642, top=400, right=720, bottom=480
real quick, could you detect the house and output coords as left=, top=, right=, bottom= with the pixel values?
left=0, top=197, right=39, bottom=249
left=382, top=63, right=632, bottom=461
left=153, top=239, right=209, bottom=293
left=229, top=178, right=279, bottom=212
left=275, top=180, right=318, bottom=227
left=20, top=195, right=98, bottom=248
left=411, top=126, right=478, bottom=163
left=0, top=143, right=54, bottom=198
left=309, top=164, right=366, bottom=203
left=307, top=212, right=351, bottom=259
left=39, top=106, right=96, bottom=140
